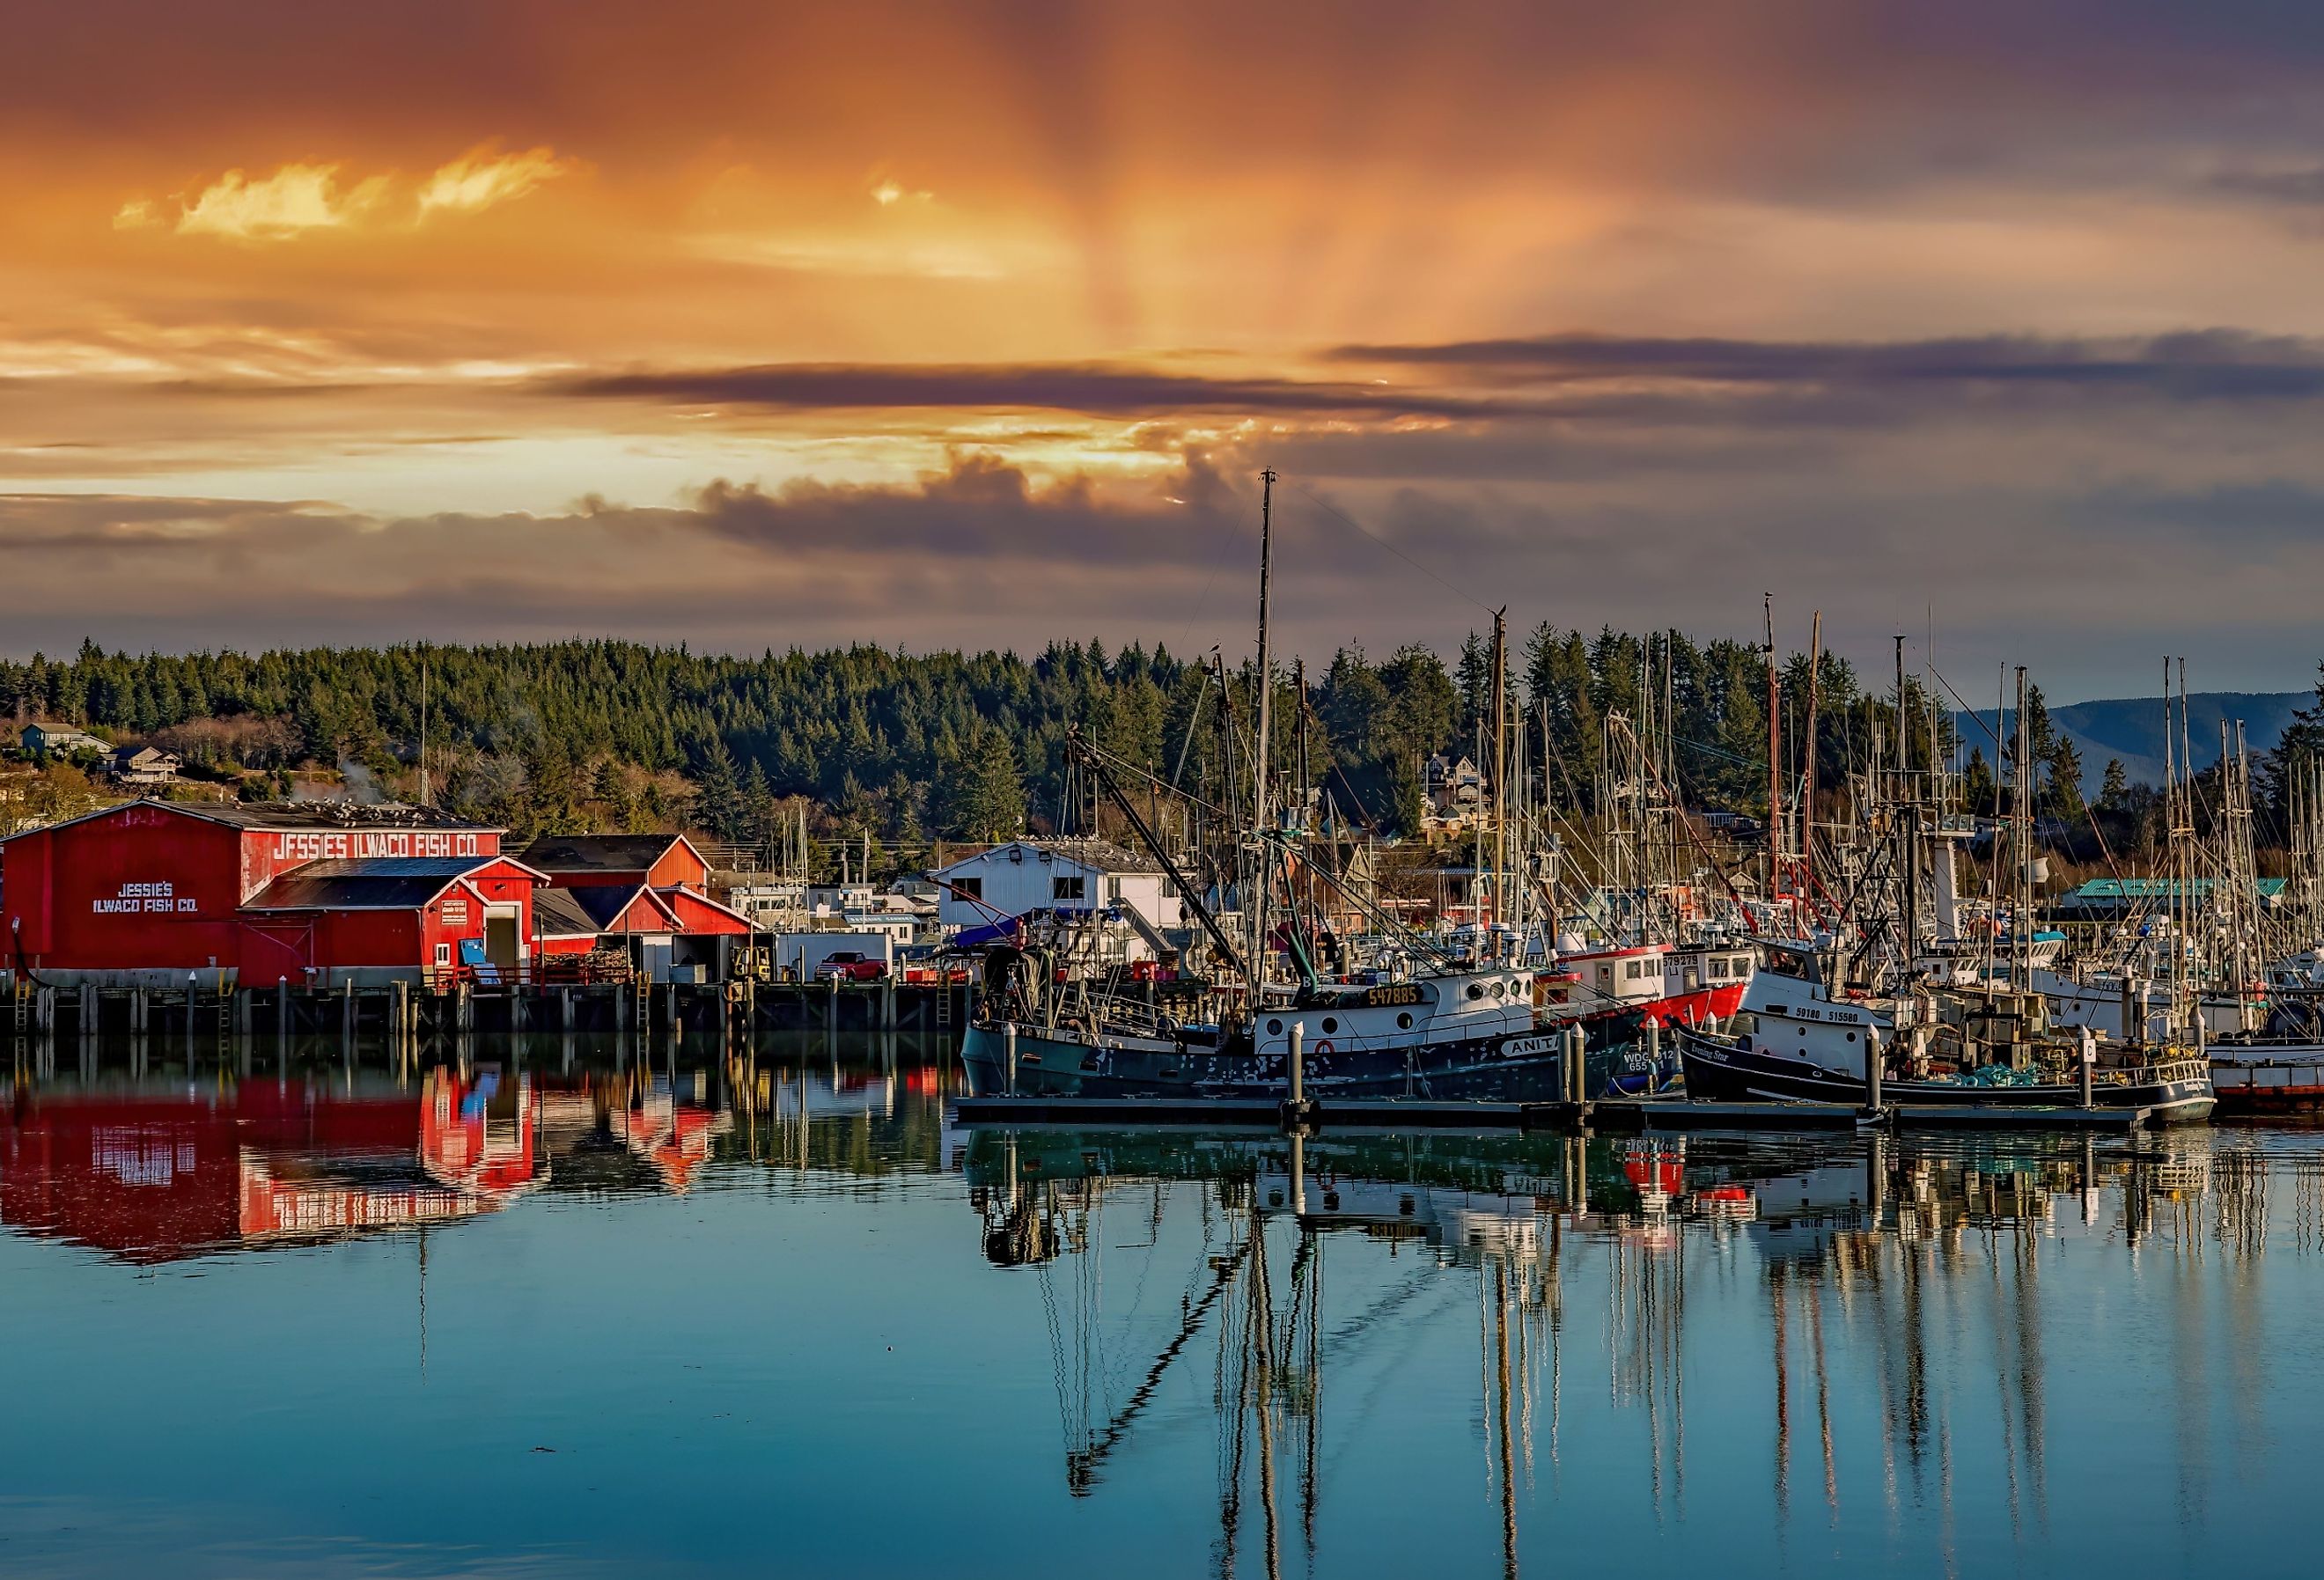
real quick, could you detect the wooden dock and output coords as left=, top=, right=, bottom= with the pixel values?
left=4, top=974, right=973, bottom=1050
left=950, top=1093, right=2153, bottom=1134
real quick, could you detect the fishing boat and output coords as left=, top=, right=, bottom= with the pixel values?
left=1673, top=949, right=2214, bottom=1121
left=960, top=954, right=1557, bottom=1099
left=1538, top=939, right=1756, bottom=1095
left=959, top=472, right=1569, bottom=1105
left=1669, top=648, right=2212, bottom=1121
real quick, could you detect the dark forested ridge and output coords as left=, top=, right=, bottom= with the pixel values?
left=5, top=634, right=2312, bottom=852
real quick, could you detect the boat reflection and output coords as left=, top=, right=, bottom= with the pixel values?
left=956, top=1121, right=2252, bottom=1576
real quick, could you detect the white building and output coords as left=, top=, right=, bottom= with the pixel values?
left=930, top=838, right=1183, bottom=952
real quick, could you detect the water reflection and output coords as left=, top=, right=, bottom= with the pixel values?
left=4, top=1032, right=958, bottom=1260
left=953, top=1121, right=2317, bottom=1576
left=7, top=1036, right=2324, bottom=1576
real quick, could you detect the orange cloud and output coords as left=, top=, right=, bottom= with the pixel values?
left=113, top=147, right=570, bottom=244
left=416, top=143, right=576, bottom=217
left=173, top=163, right=390, bottom=240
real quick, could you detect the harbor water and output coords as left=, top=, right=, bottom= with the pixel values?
left=4, top=1034, right=2322, bottom=1577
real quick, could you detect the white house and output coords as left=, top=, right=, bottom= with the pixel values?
left=930, top=838, right=1183, bottom=948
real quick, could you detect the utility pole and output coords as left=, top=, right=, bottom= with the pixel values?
left=418, top=649, right=430, bottom=808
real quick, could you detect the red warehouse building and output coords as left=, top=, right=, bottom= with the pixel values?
left=0, top=801, right=547, bottom=987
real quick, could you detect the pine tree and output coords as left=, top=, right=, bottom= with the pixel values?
left=1963, top=747, right=1997, bottom=817
left=691, top=737, right=744, bottom=843
left=942, top=730, right=1024, bottom=840
left=2043, top=736, right=2085, bottom=823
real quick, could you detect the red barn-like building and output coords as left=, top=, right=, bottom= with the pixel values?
left=518, top=832, right=753, bottom=959
left=0, top=801, right=543, bottom=986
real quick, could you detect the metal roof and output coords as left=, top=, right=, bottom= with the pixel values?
left=2063, top=878, right=2289, bottom=900
left=519, top=833, right=699, bottom=872
left=180, top=800, right=496, bottom=832
left=245, top=860, right=479, bottom=912
left=4, top=798, right=497, bottom=845
left=533, top=886, right=604, bottom=938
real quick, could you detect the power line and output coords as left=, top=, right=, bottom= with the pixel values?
left=1283, top=480, right=1497, bottom=618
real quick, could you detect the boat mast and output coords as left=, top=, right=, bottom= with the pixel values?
left=1803, top=610, right=1821, bottom=905
left=1898, top=635, right=1920, bottom=974
left=1250, top=469, right=1276, bottom=1001
left=1492, top=607, right=1509, bottom=963
left=2013, top=665, right=2031, bottom=992
left=1764, top=593, right=1783, bottom=923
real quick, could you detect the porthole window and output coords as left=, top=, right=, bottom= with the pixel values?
left=1467, top=983, right=1484, bottom=1000
left=1491, top=981, right=1506, bottom=998
left=1846, top=1032, right=1857, bottom=1042
left=1321, top=1017, right=1339, bottom=1034
left=1397, top=1012, right=1414, bottom=1029
left=1268, top=1018, right=1283, bottom=1036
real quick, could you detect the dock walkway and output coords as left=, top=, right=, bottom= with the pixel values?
left=950, top=1094, right=2153, bottom=1133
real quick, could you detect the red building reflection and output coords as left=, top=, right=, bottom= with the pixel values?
left=1, top=1069, right=543, bottom=1262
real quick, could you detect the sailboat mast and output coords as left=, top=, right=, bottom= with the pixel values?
left=1250, top=469, right=1276, bottom=996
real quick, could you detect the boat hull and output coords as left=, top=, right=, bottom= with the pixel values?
left=1675, top=1027, right=2215, bottom=1123
left=1559, top=981, right=1750, bottom=1098
left=2210, top=1047, right=2324, bottom=1116
left=960, top=1021, right=1570, bottom=1102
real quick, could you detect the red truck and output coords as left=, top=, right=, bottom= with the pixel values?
left=813, top=952, right=888, bottom=983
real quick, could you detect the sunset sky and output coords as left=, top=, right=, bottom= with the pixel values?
left=9, top=1, right=2324, bottom=697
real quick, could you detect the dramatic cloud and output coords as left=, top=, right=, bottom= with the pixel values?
left=557, top=362, right=1514, bottom=419
left=15, top=2, right=2324, bottom=692
left=1327, top=331, right=2324, bottom=401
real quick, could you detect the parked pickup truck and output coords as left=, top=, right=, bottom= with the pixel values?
left=813, top=951, right=888, bottom=983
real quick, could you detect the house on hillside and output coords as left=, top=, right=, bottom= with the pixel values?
left=112, top=746, right=182, bottom=786
left=21, top=723, right=107, bottom=760
left=1424, top=754, right=1488, bottom=821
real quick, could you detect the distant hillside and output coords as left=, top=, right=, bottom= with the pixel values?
left=1955, top=692, right=2310, bottom=792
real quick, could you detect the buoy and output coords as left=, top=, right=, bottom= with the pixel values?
left=1313, top=1039, right=1335, bottom=1058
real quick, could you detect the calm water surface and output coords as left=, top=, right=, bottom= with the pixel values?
left=4, top=1034, right=2321, bottom=1578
